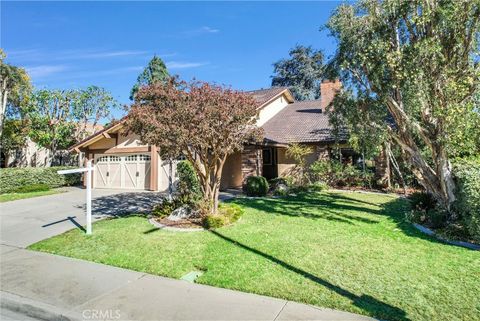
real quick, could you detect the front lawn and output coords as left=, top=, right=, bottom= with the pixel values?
left=29, top=191, right=480, bottom=321
left=0, top=189, right=64, bottom=202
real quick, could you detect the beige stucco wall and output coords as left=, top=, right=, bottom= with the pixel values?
left=88, top=133, right=147, bottom=150
left=88, top=137, right=116, bottom=150
left=220, top=152, right=242, bottom=190
left=116, top=133, right=147, bottom=148
left=256, top=94, right=290, bottom=127
left=276, top=145, right=331, bottom=177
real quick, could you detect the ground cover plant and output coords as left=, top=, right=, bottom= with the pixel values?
left=30, top=191, right=479, bottom=321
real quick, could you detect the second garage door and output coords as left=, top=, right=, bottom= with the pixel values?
left=94, top=154, right=151, bottom=190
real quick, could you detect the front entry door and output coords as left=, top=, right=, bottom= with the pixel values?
left=262, top=147, right=278, bottom=180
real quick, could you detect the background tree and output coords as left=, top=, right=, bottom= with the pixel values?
left=72, top=85, right=118, bottom=141
left=327, top=0, right=480, bottom=217
left=130, top=55, right=169, bottom=100
left=0, top=49, right=32, bottom=137
left=271, top=45, right=325, bottom=101
left=26, top=87, right=117, bottom=165
left=126, top=78, right=262, bottom=214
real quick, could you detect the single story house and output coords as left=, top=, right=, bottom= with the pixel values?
left=70, top=80, right=384, bottom=191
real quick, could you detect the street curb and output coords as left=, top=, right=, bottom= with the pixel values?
left=1, top=291, right=82, bottom=321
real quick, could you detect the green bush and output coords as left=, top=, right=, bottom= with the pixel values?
left=176, top=160, right=201, bottom=204
left=310, top=160, right=372, bottom=187
left=13, top=184, right=50, bottom=193
left=0, top=166, right=81, bottom=194
left=308, top=181, right=328, bottom=192
left=152, top=198, right=179, bottom=218
left=243, top=176, right=269, bottom=197
left=408, top=192, right=437, bottom=211
left=203, top=203, right=244, bottom=229
left=453, top=158, right=480, bottom=242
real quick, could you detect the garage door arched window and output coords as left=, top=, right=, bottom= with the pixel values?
left=139, top=154, right=151, bottom=161
left=125, top=155, right=138, bottom=162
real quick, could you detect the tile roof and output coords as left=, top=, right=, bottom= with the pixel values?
left=247, top=87, right=290, bottom=106
left=261, top=100, right=347, bottom=144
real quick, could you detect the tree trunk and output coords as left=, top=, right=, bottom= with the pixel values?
left=0, top=82, right=8, bottom=139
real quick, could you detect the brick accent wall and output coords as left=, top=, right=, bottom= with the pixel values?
left=320, top=79, right=342, bottom=111
left=241, top=145, right=262, bottom=182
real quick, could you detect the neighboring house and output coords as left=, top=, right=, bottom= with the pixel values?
left=2, top=123, right=104, bottom=168
left=70, top=80, right=382, bottom=191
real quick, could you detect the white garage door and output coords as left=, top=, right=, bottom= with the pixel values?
left=94, top=154, right=151, bottom=189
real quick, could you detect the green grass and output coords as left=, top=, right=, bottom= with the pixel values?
left=29, top=191, right=480, bottom=321
left=0, top=189, right=64, bottom=202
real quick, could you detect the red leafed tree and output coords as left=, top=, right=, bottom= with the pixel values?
left=126, top=78, right=262, bottom=214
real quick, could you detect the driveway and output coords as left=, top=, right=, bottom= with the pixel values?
left=0, top=187, right=165, bottom=248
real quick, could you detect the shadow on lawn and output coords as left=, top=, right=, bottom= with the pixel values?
left=233, top=192, right=384, bottom=225
left=233, top=191, right=454, bottom=246
left=209, top=229, right=410, bottom=321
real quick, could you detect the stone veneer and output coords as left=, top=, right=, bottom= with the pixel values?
left=241, top=145, right=262, bottom=182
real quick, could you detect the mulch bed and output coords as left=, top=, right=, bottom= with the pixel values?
left=155, top=217, right=204, bottom=229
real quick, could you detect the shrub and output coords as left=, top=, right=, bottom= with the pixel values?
left=453, top=158, right=480, bottom=242
left=0, top=166, right=81, bottom=194
left=176, top=160, right=201, bottom=204
left=310, top=160, right=372, bottom=187
left=243, top=176, right=269, bottom=197
left=408, top=192, right=437, bottom=211
left=13, top=184, right=50, bottom=193
left=308, top=181, right=328, bottom=192
left=202, top=203, right=244, bottom=229
left=152, top=198, right=179, bottom=218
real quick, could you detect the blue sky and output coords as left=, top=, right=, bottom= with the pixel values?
left=2, top=1, right=343, bottom=120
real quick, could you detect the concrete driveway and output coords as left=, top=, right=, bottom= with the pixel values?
left=0, top=187, right=165, bottom=248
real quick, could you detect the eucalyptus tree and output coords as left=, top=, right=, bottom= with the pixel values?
left=327, top=0, right=480, bottom=218
left=0, top=49, right=32, bottom=137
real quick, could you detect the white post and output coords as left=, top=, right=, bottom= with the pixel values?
left=86, top=160, right=92, bottom=235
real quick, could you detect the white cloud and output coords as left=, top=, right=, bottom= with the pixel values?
left=199, top=26, right=219, bottom=33
left=182, top=26, right=220, bottom=36
left=6, top=48, right=156, bottom=62
left=166, top=61, right=209, bottom=69
left=26, top=65, right=67, bottom=78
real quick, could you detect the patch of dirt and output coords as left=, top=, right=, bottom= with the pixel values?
left=155, top=217, right=203, bottom=229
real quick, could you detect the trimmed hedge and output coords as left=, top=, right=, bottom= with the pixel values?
left=453, top=158, right=480, bottom=243
left=0, top=166, right=81, bottom=194
left=243, top=176, right=269, bottom=197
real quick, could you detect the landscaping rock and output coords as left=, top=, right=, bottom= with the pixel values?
left=168, top=206, right=192, bottom=221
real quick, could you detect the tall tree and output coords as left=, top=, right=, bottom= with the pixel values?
left=271, top=45, right=325, bottom=101
left=130, top=55, right=169, bottom=100
left=327, top=0, right=480, bottom=217
left=0, top=49, right=32, bottom=138
left=126, top=78, right=261, bottom=214
left=26, top=87, right=117, bottom=165
left=72, top=85, right=118, bottom=141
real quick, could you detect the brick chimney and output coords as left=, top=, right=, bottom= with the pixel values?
left=320, top=79, right=342, bottom=111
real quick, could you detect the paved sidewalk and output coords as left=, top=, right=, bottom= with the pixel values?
left=0, top=245, right=374, bottom=321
